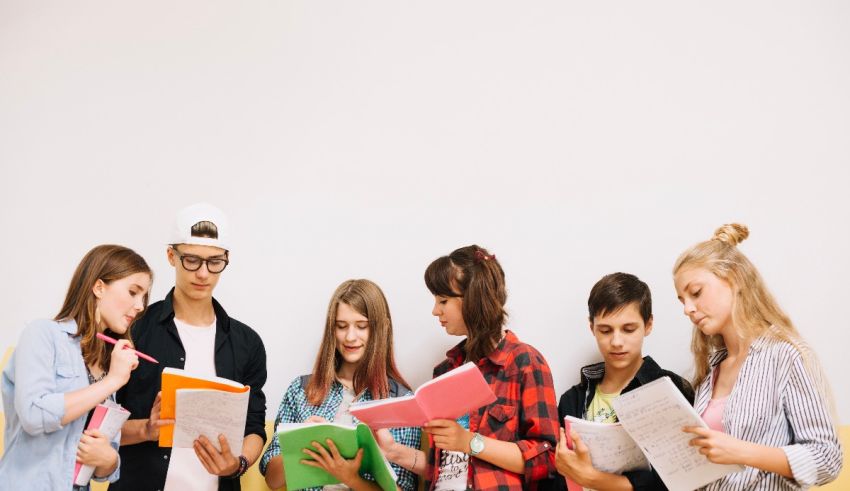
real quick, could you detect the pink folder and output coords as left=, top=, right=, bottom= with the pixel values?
left=349, top=362, right=496, bottom=429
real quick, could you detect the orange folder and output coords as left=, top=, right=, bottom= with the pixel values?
left=159, top=367, right=250, bottom=447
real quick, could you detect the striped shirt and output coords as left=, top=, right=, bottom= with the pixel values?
left=694, top=335, right=843, bottom=490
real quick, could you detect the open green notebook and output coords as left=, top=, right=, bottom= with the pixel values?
left=277, top=422, right=398, bottom=491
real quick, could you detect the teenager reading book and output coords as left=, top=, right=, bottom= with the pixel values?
left=673, top=224, right=842, bottom=489
left=259, top=279, right=420, bottom=491
left=545, top=272, right=694, bottom=491
left=0, top=245, right=150, bottom=490
left=113, top=203, right=268, bottom=491
left=379, top=245, right=559, bottom=490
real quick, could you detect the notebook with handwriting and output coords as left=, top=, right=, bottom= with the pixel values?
left=611, top=377, right=743, bottom=491
left=159, top=367, right=250, bottom=447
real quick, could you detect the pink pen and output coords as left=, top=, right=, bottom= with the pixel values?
left=96, top=332, right=159, bottom=364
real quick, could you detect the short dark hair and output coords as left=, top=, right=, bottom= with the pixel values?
left=588, top=272, right=652, bottom=323
left=191, top=220, right=218, bottom=239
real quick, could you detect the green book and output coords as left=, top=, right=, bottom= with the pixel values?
left=277, top=422, right=398, bottom=491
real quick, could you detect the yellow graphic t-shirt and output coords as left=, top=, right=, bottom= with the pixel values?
left=586, top=386, right=621, bottom=423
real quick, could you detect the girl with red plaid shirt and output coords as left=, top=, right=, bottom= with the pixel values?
left=377, top=245, right=560, bottom=490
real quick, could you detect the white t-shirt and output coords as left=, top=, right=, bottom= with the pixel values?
left=434, top=451, right=469, bottom=491
left=435, top=413, right=470, bottom=491
left=164, top=317, right=218, bottom=491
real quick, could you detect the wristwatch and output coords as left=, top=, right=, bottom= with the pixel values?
left=469, top=432, right=485, bottom=456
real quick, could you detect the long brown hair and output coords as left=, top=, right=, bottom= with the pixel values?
left=55, top=245, right=152, bottom=371
left=306, top=279, right=409, bottom=405
left=424, top=245, right=507, bottom=363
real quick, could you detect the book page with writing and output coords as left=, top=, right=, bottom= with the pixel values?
left=73, top=401, right=130, bottom=486
left=611, top=377, right=743, bottom=491
left=564, top=415, right=650, bottom=474
left=159, top=367, right=249, bottom=446
left=172, top=388, right=249, bottom=452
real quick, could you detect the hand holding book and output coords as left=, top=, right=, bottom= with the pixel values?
left=302, top=437, right=370, bottom=489
left=73, top=401, right=131, bottom=486
left=277, top=422, right=398, bottom=491
left=555, top=425, right=591, bottom=491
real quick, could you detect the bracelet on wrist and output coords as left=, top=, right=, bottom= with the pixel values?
left=225, top=455, right=249, bottom=480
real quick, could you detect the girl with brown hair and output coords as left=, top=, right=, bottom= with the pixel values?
left=674, top=224, right=842, bottom=489
left=260, top=279, right=420, bottom=491
left=0, top=244, right=152, bottom=490
left=379, top=245, right=559, bottom=491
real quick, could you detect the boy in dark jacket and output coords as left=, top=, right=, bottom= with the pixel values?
left=548, top=273, right=694, bottom=491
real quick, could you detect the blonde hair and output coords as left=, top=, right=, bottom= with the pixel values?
left=673, top=224, right=833, bottom=412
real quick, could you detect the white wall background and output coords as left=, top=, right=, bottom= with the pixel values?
left=1, top=1, right=848, bottom=423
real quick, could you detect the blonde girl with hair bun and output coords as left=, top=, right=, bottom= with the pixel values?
left=673, top=223, right=843, bottom=489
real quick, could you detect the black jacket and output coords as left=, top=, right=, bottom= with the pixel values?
left=110, top=289, right=267, bottom=491
left=543, top=356, right=694, bottom=491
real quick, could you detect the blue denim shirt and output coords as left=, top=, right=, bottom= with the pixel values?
left=0, top=319, right=121, bottom=490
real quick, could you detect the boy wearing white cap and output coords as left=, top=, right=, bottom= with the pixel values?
left=111, top=203, right=267, bottom=491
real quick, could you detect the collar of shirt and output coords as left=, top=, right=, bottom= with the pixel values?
left=57, top=319, right=78, bottom=335
left=707, top=333, right=773, bottom=368
left=578, top=356, right=665, bottom=387
left=443, top=330, right=519, bottom=368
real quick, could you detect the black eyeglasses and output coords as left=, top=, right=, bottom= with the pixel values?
left=171, top=247, right=229, bottom=274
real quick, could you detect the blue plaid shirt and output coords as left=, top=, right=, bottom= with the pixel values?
left=260, top=375, right=420, bottom=490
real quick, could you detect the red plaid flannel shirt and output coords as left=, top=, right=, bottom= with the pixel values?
left=425, top=330, right=559, bottom=490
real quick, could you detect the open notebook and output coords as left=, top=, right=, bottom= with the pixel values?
left=349, top=362, right=495, bottom=429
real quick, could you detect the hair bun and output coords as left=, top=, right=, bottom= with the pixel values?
left=712, top=223, right=749, bottom=246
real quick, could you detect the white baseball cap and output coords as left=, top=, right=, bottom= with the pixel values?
left=170, top=202, right=230, bottom=251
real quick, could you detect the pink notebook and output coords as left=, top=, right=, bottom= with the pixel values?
left=349, top=362, right=496, bottom=429
left=73, top=401, right=130, bottom=486
left=562, top=419, right=583, bottom=491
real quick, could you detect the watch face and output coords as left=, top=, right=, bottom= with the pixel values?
left=470, top=434, right=485, bottom=454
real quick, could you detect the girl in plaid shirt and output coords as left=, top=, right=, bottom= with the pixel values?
left=378, top=245, right=559, bottom=490
left=259, top=279, right=420, bottom=490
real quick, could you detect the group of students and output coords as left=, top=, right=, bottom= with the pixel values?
left=0, top=202, right=843, bottom=491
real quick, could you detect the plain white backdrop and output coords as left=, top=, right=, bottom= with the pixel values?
left=1, top=1, right=848, bottom=423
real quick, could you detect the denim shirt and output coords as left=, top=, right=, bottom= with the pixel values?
left=0, top=319, right=121, bottom=490
left=260, top=375, right=421, bottom=491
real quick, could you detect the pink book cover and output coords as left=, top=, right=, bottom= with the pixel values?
left=562, top=419, right=584, bottom=491
left=349, top=362, right=496, bottom=429
left=73, top=402, right=130, bottom=486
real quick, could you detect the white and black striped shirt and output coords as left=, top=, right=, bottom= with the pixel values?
left=694, top=336, right=843, bottom=490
